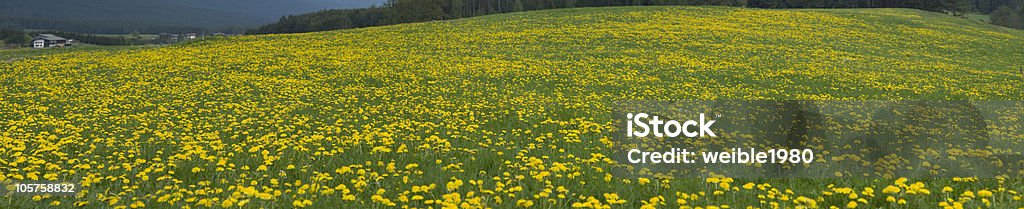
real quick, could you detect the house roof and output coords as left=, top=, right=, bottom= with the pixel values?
left=34, top=34, right=67, bottom=41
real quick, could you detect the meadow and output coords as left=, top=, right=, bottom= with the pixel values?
left=1, top=6, right=1023, bottom=208
left=1, top=45, right=157, bottom=62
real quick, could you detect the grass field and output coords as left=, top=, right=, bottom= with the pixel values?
left=1, top=6, right=1023, bottom=208
left=92, top=33, right=162, bottom=43
left=93, top=34, right=160, bottom=39
left=0, top=44, right=159, bottom=62
left=967, top=13, right=992, bottom=23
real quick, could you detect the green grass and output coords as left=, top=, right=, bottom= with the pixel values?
left=0, top=44, right=158, bottom=61
left=1, top=6, right=1023, bottom=209
left=967, top=13, right=992, bottom=23
left=93, top=33, right=161, bottom=41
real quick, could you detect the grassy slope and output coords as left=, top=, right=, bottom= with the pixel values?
left=0, top=45, right=158, bottom=62
left=1, top=6, right=1024, bottom=208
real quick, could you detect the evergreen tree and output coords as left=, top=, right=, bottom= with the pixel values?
left=0, top=29, right=31, bottom=47
left=991, top=6, right=1023, bottom=28
left=943, top=0, right=972, bottom=15
left=248, top=0, right=1018, bottom=34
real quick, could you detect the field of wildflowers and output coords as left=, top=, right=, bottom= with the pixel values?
left=1, top=6, right=1023, bottom=208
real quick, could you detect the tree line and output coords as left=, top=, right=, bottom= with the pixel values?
left=249, top=0, right=1024, bottom=34
left=991, top=5, right=1024, bottom=28
left=0, top=29, right=32, bottom=48
left=0, top=30, right=162, bottom=48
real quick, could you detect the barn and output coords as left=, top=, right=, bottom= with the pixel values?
left=32, top=34, right=71, bottom=48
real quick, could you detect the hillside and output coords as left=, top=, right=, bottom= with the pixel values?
left=2, top=6, right=1024, bottom=208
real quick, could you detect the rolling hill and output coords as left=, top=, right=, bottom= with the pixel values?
left=1, top=6, right=1024, bottom=208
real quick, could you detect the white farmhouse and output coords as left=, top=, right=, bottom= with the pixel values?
left=32, top=34, right=71, bottom=48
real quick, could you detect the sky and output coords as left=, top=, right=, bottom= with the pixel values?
left=0, top=0, right=389, bottom=30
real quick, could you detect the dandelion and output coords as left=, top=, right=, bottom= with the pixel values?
left=0, top=5, right=1019, bottom=209
left=638, top=178, right=651, bottom=185
left=516, top=199, right=534, bottom=208
left=977, top=190, right=993, bottom=197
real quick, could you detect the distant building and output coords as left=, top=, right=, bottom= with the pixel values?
left=159, top=33, right=181, bottom=43
left=32, top=34, right=71, bottom=48
left=185, top=33, right=197, bottom=39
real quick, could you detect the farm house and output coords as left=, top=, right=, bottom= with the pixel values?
left=32, top=34, right=72, bottom=48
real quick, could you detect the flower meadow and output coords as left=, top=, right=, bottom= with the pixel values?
left=2, top=6, right=1024, bottom=209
